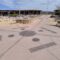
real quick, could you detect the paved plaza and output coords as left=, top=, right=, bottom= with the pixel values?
left=0, top=15, right=60, bottom=60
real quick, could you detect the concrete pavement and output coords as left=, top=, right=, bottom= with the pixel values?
left=0, top=15, right=60, bottom=60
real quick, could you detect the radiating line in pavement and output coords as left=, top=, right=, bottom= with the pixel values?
left=41, top=27, right=57, bottom=34
left=0, top=37, right=23, bottom=58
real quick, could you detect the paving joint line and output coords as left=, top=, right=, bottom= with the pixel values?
left=0, top=36, right=23, bottom=58
left=0, top=29, right=21, bottom=32
left=37, top=33, right=60, bottom=38
left=47, top=49, right=60, bottom=60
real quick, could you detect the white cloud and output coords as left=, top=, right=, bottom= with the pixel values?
left=0, top=0, right=60, bottom=11
left=0, top=0, right=15, bottom=8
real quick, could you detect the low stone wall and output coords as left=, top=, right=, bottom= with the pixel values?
left=16, top=19, right=31, bottom=24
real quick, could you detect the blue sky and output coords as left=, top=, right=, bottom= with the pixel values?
left=0, top=0, right=60, bottom=11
